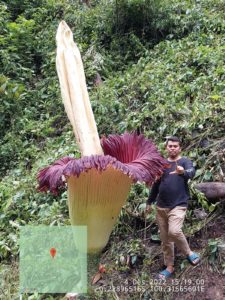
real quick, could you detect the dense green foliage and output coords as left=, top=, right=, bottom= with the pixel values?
left=0, top=0, right=224, bottom=298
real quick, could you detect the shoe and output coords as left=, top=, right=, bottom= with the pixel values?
left=187, top=253, right=200, bottom=266
left=157, top=268, right=174, bottom=279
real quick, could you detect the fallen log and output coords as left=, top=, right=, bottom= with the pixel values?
left=195, top=182, right=225, bottom=200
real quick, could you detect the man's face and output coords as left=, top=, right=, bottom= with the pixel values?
left=166, top=141, right=181, bottom=159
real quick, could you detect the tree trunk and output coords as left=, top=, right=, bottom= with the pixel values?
left=195, top=182, right=225, bottom=199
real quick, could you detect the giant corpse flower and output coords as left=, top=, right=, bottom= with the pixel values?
left=37, top=21, right=167, bottom=254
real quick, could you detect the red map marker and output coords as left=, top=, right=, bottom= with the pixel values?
left=50, top=247, right=57, bottom=258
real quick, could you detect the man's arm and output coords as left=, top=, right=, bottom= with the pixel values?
left=169, top=158, right=195, bottom=179
left=183, top=158, right=195, bottom=180
left=147, top=180, right=160, bottom=205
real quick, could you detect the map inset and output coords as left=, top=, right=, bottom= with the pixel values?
left=19, top=226, right=87, bottom=293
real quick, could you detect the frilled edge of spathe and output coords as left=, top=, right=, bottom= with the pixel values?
left=37, top=133, right=168, bottom=195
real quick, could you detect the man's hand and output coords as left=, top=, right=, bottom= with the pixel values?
left=170, top=165, right=185, bottom=175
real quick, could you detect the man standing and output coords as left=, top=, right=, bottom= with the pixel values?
left=146, top=136, right=200, bottom=279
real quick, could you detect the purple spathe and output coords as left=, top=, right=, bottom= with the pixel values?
left=37, top=132, right=167, bottom=194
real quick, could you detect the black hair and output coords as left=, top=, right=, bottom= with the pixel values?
left=166, top=136, right=181, bottom=146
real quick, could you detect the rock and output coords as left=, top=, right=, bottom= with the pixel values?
left=65, top=293, right=78, bottom=300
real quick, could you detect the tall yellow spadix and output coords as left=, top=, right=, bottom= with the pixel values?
left=56, top=21, right=103, bottom=157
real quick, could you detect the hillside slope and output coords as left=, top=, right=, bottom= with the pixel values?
left=0, top=0, right=224, bottom=299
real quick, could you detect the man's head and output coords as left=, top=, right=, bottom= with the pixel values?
left=165, top=136, right=181, bottom=159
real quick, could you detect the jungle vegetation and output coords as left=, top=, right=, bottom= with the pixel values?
left=0, top=0, right=224, bottom=299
